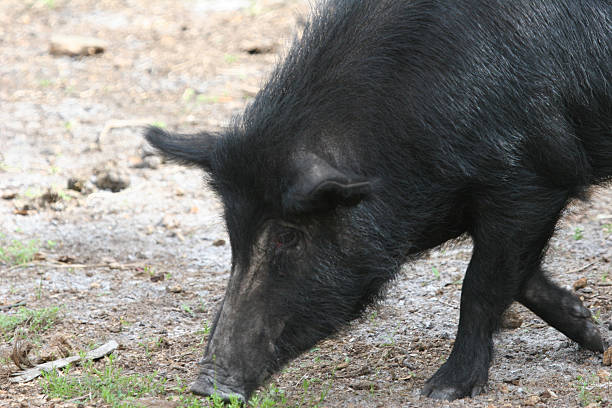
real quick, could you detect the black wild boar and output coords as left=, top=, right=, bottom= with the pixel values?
left=145, top=0, right=612, bottom=402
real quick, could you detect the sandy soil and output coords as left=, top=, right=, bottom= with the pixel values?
left=0, top=1, right=610, bottom=407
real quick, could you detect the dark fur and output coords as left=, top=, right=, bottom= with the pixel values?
left=146, top=0, right=611, bottom=401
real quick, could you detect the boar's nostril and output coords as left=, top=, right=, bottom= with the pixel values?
left=190, top=372, right=247, bottom=404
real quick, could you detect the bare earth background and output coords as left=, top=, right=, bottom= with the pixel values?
left=0, top=1, right=610, bottom=407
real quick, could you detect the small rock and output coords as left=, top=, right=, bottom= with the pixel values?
left=504, top=377, right=521, bottom=386
left=38, top=335, right=72, bottom=363
left=89, top=282, right=101, bottom=290
left=33, top=252, right=47, bottom=261
left=606, top=320, right=612, bottom=331
left=40, top=189, right=60, bottom=205
left=1, top=191, right=17, bottom=200
left=92, top=167, right=130, bottom=192
left=523, top=395, right=540, bottom=406
left=67, top=177, right=94, bottom=194
left=50, top=201, right=65, bottom=211
left=13, top=206, right=32, bottom=216
left=67, top=177, right=84, bottom=192
left=150, top=273, right=165, bottom=283
left=499, top=384, right=509, bottom=394
left=167, top=285, right=182, bottom=293
left=597, top=369, right=610, bottom=382
left=539, top=389, right=557, bottom=400
left=213, top=239, right=226, bottom=247
left=109, top=324, right=121, bottom=333
left=142, top=155, right=162, bottom=169
left=501, top=309, right=523, bottom=330
left=604, top=346, right=612, bottom=366
left=49, top=35, right=107, bottom=57
left=57, top=255, right=76, bottom=263
left=349, top=381, right=378, bottom=391
left=573, top=277, right=588, bottom=291
left=159, top=215, right=179, bottom=230
left=401, top=358, right=414, bottom=369
left=240, top=39, right=276, bottom=54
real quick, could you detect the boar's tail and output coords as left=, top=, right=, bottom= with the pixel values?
left=144, top=126, right=216, bottom=171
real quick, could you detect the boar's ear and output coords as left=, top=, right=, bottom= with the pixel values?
left=283, top=154, right=372, bottom=214
left=144, top=126, right=216, bottom=171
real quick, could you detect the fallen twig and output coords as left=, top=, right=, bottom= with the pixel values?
left=4, top=261, right=143, bottom=274
left=96, top=119, right=155, bottom=147
left=436, top=298, right=459, bottom=310
left=9, top=340, right=118, bottom=383
left=0, top=301, right=26, bottom=311
left=565, top=262, right=596, bottom=275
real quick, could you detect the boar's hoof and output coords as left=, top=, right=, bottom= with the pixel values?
left=421, top=380, right=484, bottom=401
left=190, top=374, right=246, bottom=404
left=568, top=303, right=605, bottom=352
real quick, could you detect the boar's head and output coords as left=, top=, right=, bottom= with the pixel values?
left=145, top=126, right=400, bottom=402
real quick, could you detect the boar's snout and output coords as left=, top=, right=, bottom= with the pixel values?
left=190, top=363, right=247, bottom=404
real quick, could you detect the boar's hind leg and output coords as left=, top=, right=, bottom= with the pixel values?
left=518, top=272, right=604, bottom=352
left=422, top=190, right=569, bottom=401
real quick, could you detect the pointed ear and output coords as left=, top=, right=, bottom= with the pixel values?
left=144, top=126, right=216, bottom=171
left=283, top=154, right=372, bottom=214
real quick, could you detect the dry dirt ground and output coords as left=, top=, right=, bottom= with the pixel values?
left=0, top=1, right=611, bottom=407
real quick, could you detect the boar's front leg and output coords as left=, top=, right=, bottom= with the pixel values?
left=422, top=188, right=569, bottom=400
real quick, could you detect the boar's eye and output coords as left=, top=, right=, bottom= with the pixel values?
left=274, top=227, right=302, bottom=250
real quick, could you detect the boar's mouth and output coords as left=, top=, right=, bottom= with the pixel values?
left=190, top=362, right=249, bottom=403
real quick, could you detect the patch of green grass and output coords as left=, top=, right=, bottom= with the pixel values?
left=196, top=322, right=211, bottom=346
left=197, top=94, right=220, bottom=104
left=248, top=383, right=289, bottom=408
left=431, top=266, right=441, bottom=280
left=575, top=373, right=602, bottom=407
left=23, top=187, right=42, bottom=199
left=368, top=311, right=378, bottom=324
left=182, top=88, right=196, bottom=102
left=604, top=223, right=612, bottom=236
left=224, top=54, right=238, bottom=64
left=40, top=354, right=167, bottom=407
left=181, top=304, right=194, bottom=317
left=0, top=306, right=61, bottom=341
left=0, top=238, right=39, bottom=265
left=151, top=121, right=167, bottom=129
left=40, top=0, right=56, bottom=8
left=573, top=227, right=584, bottom=241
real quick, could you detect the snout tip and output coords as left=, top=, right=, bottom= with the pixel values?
left=190, top=375, right=247, bottom=404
